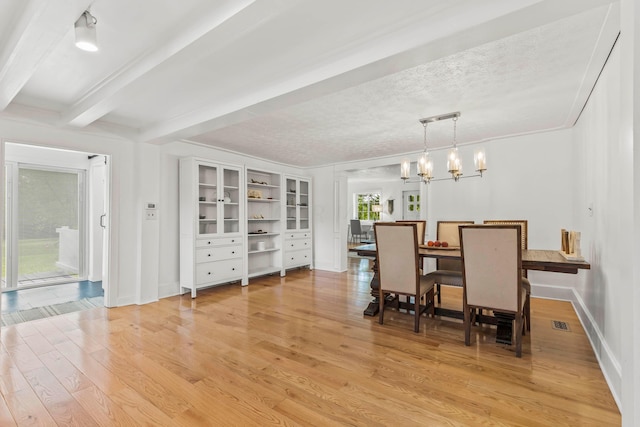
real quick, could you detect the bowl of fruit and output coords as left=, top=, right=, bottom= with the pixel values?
left=426, top=240, right=453, bottom=249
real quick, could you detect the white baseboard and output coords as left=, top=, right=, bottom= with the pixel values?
left=116, top=295, right=137, bottom=307
left=531, top=283, right=622, bottom=411
left=159, top=281, right=181, bottom=299
left=313, top=262, right=346, bottom=273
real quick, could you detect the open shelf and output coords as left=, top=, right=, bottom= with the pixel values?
left=246, top=168, right=283, bottom=283
left=248, top=266, right=281, bottom=278
left=248, top=248, right=280, bottom=255
left=247, top=198, right=280, bottom=202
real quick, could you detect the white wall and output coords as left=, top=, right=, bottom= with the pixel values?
left=572, top=36, right=630, bottom=412
left=309, top=166, right=344, bottom=272
left=621, top=0, right=640, bottom=423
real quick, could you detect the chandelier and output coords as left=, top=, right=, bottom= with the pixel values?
left=401, top=112, right=487, bottom=183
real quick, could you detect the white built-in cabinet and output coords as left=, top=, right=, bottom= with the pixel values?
left=284, top=176, right=313, bottom=270
left=180, top=159, right=312, bottom=296
left=180, top=158, right=244, bottom=297
left=246, top=169, right=282, bottom=279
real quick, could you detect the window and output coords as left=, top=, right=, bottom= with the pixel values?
left=355, top=193, right=381, bottom=221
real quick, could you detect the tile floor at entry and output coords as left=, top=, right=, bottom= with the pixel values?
left=1, top=281, right=104, bottom=313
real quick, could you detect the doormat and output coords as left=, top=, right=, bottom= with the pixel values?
left=1, top=296, right=103, bottom=327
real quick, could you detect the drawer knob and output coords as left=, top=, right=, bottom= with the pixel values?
left=208, top=254, right=211, bottom=257
left=208, top=272, right=211, bottom=275
left=232, top=268, right=235, bottom=271
left=207, top=241, right=211, bottom=245
left=231, top=251, right=235, bottom=254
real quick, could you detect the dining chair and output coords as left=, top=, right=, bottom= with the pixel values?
left=396, top=220, right=426, bottom=245
left=483, top=220, right=528, bottom=276
left=434, top=221, right=474, bottom=303
left=459, top=224, right=531, bottom=357
left=374, top=222, right=436, bottom=332
left=350, top=219, right=366, bottom=243
left=483, top=219, right=530, bottom=330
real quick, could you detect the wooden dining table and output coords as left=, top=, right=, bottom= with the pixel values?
left=351, top=243, right=591, bottom=343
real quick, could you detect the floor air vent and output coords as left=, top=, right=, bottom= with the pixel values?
left=551, top=320, right=570, bottom=331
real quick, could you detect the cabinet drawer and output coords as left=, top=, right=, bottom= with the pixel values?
left=196, top=259, right=243, bottom=284
left=196, top=245, right=242, bottom=263
left=196, top=237, right=242, bottom=248
left=285, top=231, right=311, bottom=240
left=284, top=250, right=312, bottom=268
left=285, top=238, right=311, bottom=251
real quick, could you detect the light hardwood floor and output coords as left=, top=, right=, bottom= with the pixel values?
left=0, top=257, right=620, bottom=426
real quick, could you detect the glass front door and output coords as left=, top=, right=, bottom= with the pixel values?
left=2, top=164, right=86, bottom=289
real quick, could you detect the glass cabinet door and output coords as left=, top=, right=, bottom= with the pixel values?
left=198, top=164, right=218, bottom=236
left=286, top=178, right=297, bottom=231
left=285, top=177, right=310, bottom=231
left=197, top=164, right=241, bottom=236
left=221, top=166, right=240, bottom=234
left=299, top=179, right=309, bottom=230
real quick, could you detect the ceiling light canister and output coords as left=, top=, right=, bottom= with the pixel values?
left=75, top=11, right=98, bottom=52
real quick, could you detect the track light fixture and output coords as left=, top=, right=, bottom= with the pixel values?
left=75, top=10, right=98, bottom=52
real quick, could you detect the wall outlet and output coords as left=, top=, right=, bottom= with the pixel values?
left=145, top=210, right=157, bottom=220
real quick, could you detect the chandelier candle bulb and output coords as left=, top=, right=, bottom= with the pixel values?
left=448, top=147, right=461, bottom=174
left=417, top=152, right=433, bottom=180
left=401, top=159, right=411, bottom=180
left=474, top=149, right=487, bottom=173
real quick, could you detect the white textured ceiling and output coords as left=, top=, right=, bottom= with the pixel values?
left=0, top=0, right=619, bottom=167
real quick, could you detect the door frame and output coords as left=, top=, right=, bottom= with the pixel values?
left=1, top=142, right=112, bottom=304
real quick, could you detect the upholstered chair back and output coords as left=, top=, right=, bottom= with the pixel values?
left=396, top=220, right=426, bottom=245
left=436, top=221, right=474, bottom=271
left=374, top=223, right=419, bottom=295
left=459, top=225, right=522, bottom=312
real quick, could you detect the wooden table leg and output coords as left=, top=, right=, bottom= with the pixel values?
left=363, top=258, right=380, bottom=316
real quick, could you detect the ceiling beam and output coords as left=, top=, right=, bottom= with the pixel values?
left=136, top=0, right=618, bottom=144
left=59, top=0, right=263, bottom=127
left=0, top=0, right=90, bottom=111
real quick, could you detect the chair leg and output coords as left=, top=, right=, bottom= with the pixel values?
left=436, top=283, right=441, bottom=304
left=464, top=306, right=471, bottom=346
left=414, top=294, right=420, bottom=333
left=515, top=313, right=524, bottom=358
left=378, top=292, right=385, bottom=325
left=525, top=294, right=531, bottom=332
